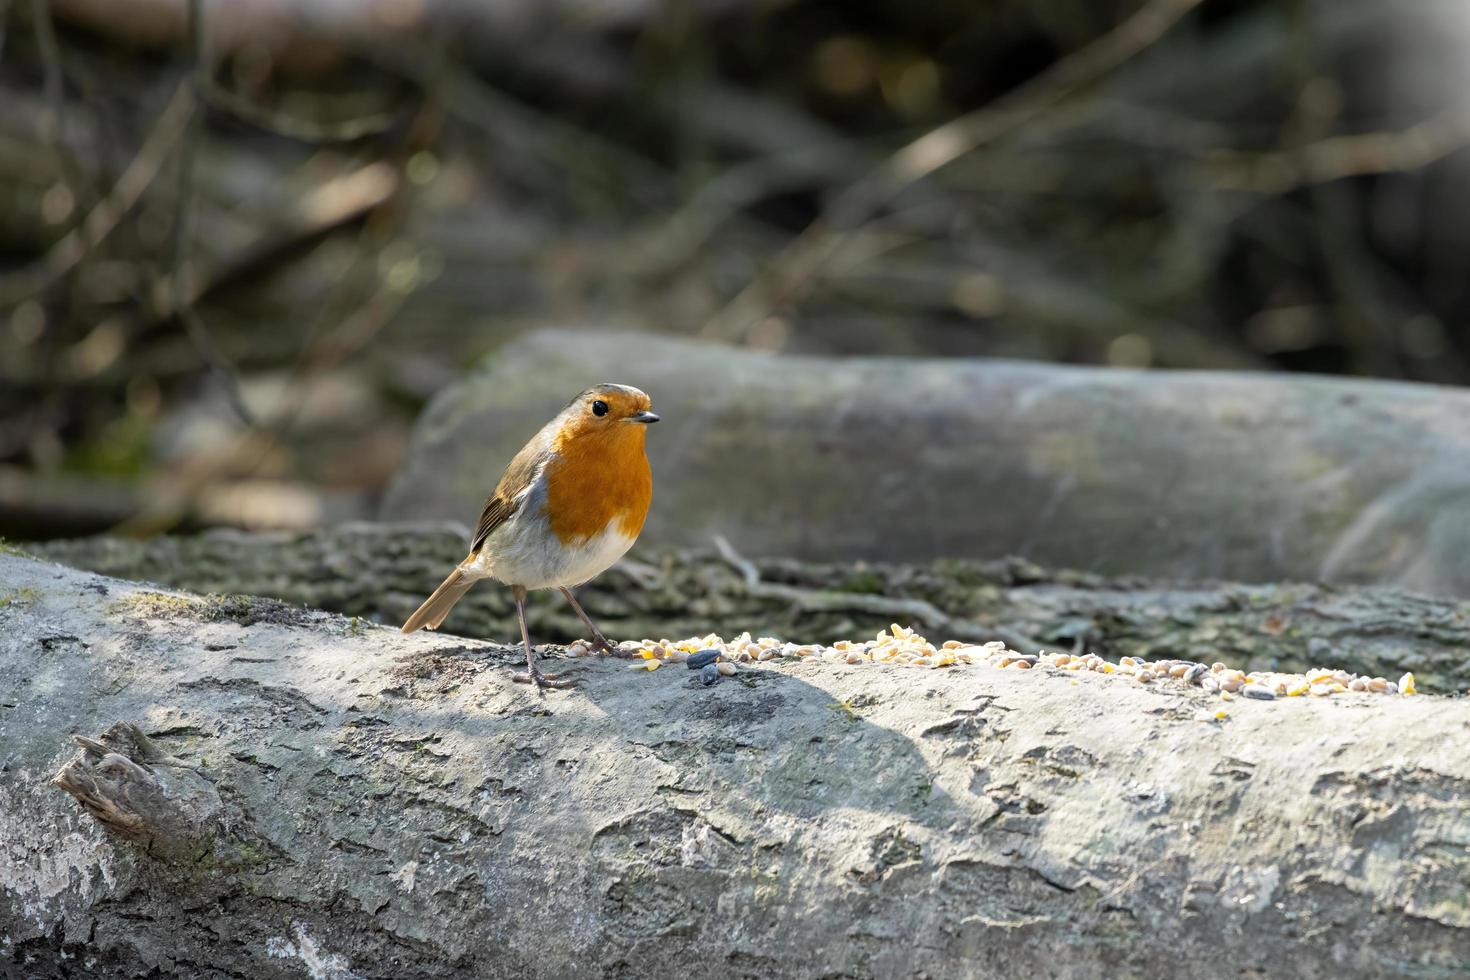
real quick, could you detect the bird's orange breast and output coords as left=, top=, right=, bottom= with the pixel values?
left=543, top=425, right=652, bottom=544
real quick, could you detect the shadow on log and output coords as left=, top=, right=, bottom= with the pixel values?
left=3, top=550, right=1470, bottom=977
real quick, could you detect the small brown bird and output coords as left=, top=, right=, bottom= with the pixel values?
left=401, top=384, right=658, bottom=693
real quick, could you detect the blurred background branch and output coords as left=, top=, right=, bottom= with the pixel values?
left=2, top=0, right=1469, bottom=540
left=701, top=0, right=1211, bottom=342
left=169, top=0, right=257, bottom=429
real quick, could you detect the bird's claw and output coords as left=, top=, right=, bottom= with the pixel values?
left=512, top=669, right=580, bottom=694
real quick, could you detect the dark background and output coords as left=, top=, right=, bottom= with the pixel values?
left=2, top=0, right=1468, bottom=540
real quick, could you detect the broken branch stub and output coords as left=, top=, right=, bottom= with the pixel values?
left=51, top=721, right=222, bottom=864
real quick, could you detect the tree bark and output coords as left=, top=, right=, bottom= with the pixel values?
left=30, top=522, right=1470, bottom=692
left=3, top=549, right=1470, bottom=978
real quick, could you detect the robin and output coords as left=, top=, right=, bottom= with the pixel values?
left=401, top=383, right=659, bottom=693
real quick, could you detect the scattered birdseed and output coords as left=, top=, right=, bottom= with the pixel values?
left=587, top=624, right=1434, bottom=699
left=700, top=664, right=719, bottom=686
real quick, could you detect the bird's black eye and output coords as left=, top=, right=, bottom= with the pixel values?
left=591, top=399, right=609, bottom=417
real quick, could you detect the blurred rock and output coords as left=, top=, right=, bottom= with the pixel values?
left=382, top=328, right=1470, bottom=596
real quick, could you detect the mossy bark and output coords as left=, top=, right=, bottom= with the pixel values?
left=30, top=521, right=1470, bottom=692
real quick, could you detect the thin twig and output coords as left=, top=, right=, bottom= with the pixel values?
left=111, top=112, right=421, bottom=537
left=881, top=0, right=1206, bottom=196
left=171, top=0, right=255, bottom=427
left=200, top=81, right=396, bottom=143
left=0, top=83, right=194, bottom=306
left=25, top=0, right=99, bottom=239
left=365, top=39, right=671, bottom=210
left=701, top=0, right=1207, bottom=341
left=712, top=534, right=759, bottom=590
left=711, top=534, right=1043, bottom=653
left=29, top=0, right=62, bottom=147
left=1204, top=110, right=1470, bottom=194
left=0, top=0, right=11, bottom=67
left=608, top=141, right=867, bottom=282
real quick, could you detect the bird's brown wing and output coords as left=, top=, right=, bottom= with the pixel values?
left=470, top=432, right=551, bottom=554
left=470, top=496, right=515, bottom=555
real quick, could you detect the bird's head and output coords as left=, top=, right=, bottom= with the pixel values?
left=554, top=383, right=659, bottom=447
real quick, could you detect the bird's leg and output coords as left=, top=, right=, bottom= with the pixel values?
left=510, top=587, right=577, bottom=694
left=559, top=587, right=618, bottom=655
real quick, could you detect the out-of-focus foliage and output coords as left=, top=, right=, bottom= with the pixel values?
left=1, top=0, right=1468, bottom=538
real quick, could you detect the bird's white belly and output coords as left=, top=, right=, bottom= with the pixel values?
left=464, top=481, right=638, bottom=590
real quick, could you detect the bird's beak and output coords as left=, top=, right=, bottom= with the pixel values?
left=627, top=410, right=660, bottom=424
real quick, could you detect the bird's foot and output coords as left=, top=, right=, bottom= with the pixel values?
left=512, top=668, right=579, bottom=694
left=588, top=635, right=625, bottom=657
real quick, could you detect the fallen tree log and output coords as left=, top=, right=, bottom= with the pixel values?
left=382, top=329, right=1470, bottom=596
left=29, top=523, right=1470, bottom=691
left=3, top=551, right=1470, bottom=978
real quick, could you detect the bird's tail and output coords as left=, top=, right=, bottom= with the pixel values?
left=401, top=566, right=477, bottom=633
